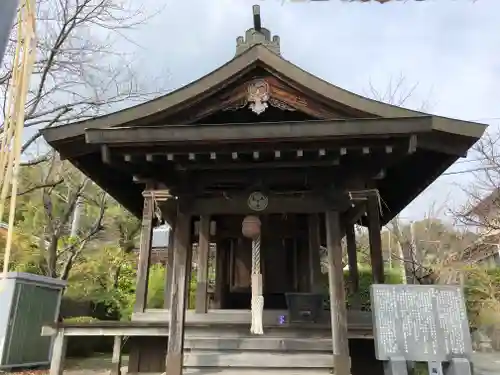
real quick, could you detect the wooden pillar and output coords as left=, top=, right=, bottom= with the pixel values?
left=367, top=195, right=385, bottom=284
left=185, top=236, right=193, bottom=309
left=164, top=226, right=175, bottom=309
left=213, top=238, right=227, bottom=309
left=345, top=222, right=360, bottom=309
left=50, top=330, right=67, bottom=375
left=195, top=215, right=210, bottom=313
left=325, top=211, right=351, bottom=375
left=134, top=193, right=154, bottom=313
left=308, top=214, right=323, bottom=293
left=111, top=335, right=123, bottom=375
left=166, top=211, right=191, bottom=375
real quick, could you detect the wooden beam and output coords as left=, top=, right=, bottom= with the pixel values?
left=103, top=136, right=412, bottom=157
left=367, top=195, right=384, bottom=284
left=166, top=210, right=191, bottom=375
left=345, top=223, right=360, bottom=309
left=178, top=159, right=340, bottom=171
left=185, top=191, right=349, bottom=215
left=164, top=226, right=175, bottom=309
left=84, top=117, right=434, bottom=145
left=195, top=215, right=210, bottom=313
left=185, top=168, right=335, bottom=190
left=325, top=211, right=351, bottom=375
left=133, top=194, right=154, bottom=313
left=308, top=214, right=323, bottom=293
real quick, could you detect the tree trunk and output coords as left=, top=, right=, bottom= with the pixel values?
left=46, top=235, right=58, bottom=278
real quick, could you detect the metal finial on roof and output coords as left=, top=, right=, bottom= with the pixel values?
left=253, top=5, right=262, bottom=32
left=236, top=5, right=281, bottom=56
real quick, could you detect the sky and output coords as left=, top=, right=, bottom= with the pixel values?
left=30, top=0, right=500, bottom=224
left=117, top=0, right=500, bottom=223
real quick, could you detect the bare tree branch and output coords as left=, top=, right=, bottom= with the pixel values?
left=13, top=178, right=64, bottom=197
left=20, top=153, right=51, bottom=166
left=1, top=0, right=166, bottom=153
left=59, top=191, right=107, bottom=280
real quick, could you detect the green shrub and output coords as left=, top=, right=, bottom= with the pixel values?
left=414, top=363, right=429, bottom=375
left=147, top=264, right=167, bottom=308
left=119, top=264, right=198, bottom=320
left=464, top=266, right=500, bottom=328
left=322, top=266, right=404, bottom=310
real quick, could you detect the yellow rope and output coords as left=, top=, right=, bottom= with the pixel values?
left=0, top=0, right=36, bottom=283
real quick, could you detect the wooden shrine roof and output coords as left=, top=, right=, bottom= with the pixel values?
left=44, top=44, right=438, bottom=144
left=41, top=40, right=487, bottom=223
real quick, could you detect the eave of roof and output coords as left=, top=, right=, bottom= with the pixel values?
left=83, top=116, right=484, bottom=148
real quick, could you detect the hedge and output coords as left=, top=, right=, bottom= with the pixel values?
left=321, top=266, right=404, bottom=311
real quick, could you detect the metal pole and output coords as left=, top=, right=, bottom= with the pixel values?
left=0, top=0, right=19, bottom=66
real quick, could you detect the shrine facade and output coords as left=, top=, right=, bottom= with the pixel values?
left=42, top=5, right=486, bottom=375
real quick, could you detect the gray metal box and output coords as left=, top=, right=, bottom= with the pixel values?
left=0, top=272, right=66, bottom=369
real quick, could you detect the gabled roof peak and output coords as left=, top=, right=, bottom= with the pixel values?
left=236, top=5, right=280, bottom=56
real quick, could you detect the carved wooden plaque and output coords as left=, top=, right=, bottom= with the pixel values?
left=370, top=284, right=472, bottom=362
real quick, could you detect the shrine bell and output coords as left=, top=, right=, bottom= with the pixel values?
left=242, top=215, right=261, bottom=239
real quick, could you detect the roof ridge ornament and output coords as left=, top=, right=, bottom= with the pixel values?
left=236, top=5, right=281, bottom=56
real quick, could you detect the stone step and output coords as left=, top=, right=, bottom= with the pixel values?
left=183, top=350, right=334, bottom=368
left=185, top=337, right=333, bottom=351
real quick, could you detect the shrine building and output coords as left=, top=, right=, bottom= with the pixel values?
left=42, top=5, right=486, bottom=375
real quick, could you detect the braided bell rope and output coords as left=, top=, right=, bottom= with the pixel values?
left=251, top=233, right=264, bottom=335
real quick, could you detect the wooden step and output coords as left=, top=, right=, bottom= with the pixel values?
left=183, top=326, right=337, bottom=338
left=185, top=337, right=333, bottom=351
left=183, top=350, right=334, bottom=368
left=124, top=369, right=333, bottom=375
left=183, top=369, right=333, bottom=375
left=122, top=367, right=333, bottom=375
